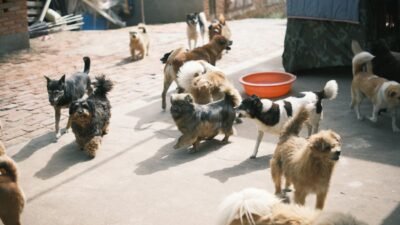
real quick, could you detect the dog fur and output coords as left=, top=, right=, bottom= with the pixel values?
left=270, top=107, right=341, bottom=209
left=237, top=80, right=338, bottom=159
left=161, top=35, right=233, bottom=110
left=208, top=14, right=231, bottom=41
left=0, top=141, right=25, bottom=225
left=69, top=75, right=113, bottom=158
left=217, top=188, right=367, bottom=225
left=129, top=23, right=150, bottom=61
left=177, top=60, right=241, bottom=105
left=45, top=56, right=92, bottom=139
left=186, top=12, right=207, bottom=50
left=351, top=51, right=400, bottom=132
left=170, top=87, right=240, bottom=152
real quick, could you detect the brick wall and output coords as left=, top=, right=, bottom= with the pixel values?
left=0, top=0, right=29, bottom=55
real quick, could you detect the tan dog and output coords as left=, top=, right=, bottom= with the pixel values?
left=177, top=60, right=241, bottom=105
left=351, top=51, right=400, bottom=132
left=0, top=141, right=25, bottom=225
left=160, top=35, right=232, bottom=110
left=208, top=14, right=231, bottom=41
left=217, top=188, right=368, bottom=225
left=129, top=23, right=149, bottom=61
left=270, top=107, right=341, bottom=209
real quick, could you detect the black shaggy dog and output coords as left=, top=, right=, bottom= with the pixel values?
left=69, top=75, right=113, bottom=158
left=45, top=56, right=92, bottom=139
left=371, top=39, right=400, bottom=83
left=170, top=88, right=240, bottom=152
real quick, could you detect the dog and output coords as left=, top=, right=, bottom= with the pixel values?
left=270, top=107, right=341, bottom=209
left=208, top=14, right=231, bottom=41
left=352, top=40, right=400, bottom=82
left=69, top=75, right=113, bottom=158
left=170, top=87, right=240, bottom=152
left=186, top=12, right=207, bottom=50
left=217, top=188, right=367, bottom=225
left=237, top=80, right=338, bottom=159
left=0, top=141, right=25, bottom=225
left=177, top=60, right=241, bottom=105
left=351, top=51, right=400, bottom=132
left=161, top=35, right=233, bottom=110
left=45, top=56, right=92, bottom=139
left=129, top=23, right=150, bottom=61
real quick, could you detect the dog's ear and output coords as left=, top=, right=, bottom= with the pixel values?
left=184, top=94, right=193, bottom=103
left=44, top=76, right=51, bottom=84
left=312, top=137, right=330, bottom=152
left=59, top=74, right=66, bottom=84
left=389, top=91, right=396, bottom=98
left=208, top=24, right=212, bottom=30
left=218, top=14, right=226, bottom=25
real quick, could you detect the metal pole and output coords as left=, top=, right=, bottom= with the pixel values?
left=140, top=0, right=145, bottom=23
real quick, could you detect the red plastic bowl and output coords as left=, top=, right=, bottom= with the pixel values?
left=239, top=72, right=296, bottom=98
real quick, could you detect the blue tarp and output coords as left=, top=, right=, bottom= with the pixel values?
left=287, top=0, right=360, bottom=24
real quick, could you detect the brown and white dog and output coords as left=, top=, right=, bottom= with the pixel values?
left=270, top=107, right=341, bottom=209
left=160, top=35, right=233, bottom=110
left=0, top=141, right=25, bottom=225
left=351, top=51, right=400, bottom=132
left=208, top=14, right=231, bottom=41
left=217, top=188, right=368, bottom=225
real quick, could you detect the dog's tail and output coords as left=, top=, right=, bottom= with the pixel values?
left=217, top=188, right=280, bottom=225
left=83, top=56, right=90, bottom=74
left=0, top=155, right=19, bottom=183
left=222, top=84, right=242, bottom=107
left=314, top=80, right=338, bottom=101
left=160, top=47, right=185, bottom=64
left=177, top=61, right=207, bottom=91
left=280, top=106, right=310, bottom=142
left=198, top=12, right=207, bottom=32
left=352, top=51, right=375, bottom=76
left=351, top=40, right=363, bottom=55
left=94, top=75, right=113, bottom=98
left=138, top=23, right=146, bottom=33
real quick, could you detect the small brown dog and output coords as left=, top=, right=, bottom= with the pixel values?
left=208, top=14, right=231, bottom=41
left=0, top=141, right=25, bottom=225
left=351, top=51, right=400, bottom=132
left=270, top=107, right=341, bottom=209
left=161, top=35, right=232, bottom=110
left=129, top=23, right=150, bottom=61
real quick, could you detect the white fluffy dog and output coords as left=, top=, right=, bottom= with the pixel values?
left=217, top=188, right=368, bottom=225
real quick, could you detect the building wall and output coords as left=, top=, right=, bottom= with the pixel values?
left=0, top=0, right=29, bottom=55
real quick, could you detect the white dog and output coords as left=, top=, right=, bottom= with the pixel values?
left=186, top=12, right=207, bottom=50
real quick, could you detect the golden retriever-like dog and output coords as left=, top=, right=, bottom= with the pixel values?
left=217, top=188, right=368, bottom=225
left=270, top=107, right=341, bottom=209
left=0, top=141, right=25, bottom=225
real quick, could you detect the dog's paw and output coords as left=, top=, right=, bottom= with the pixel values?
left=63, top=128, right=69, bottom=134
left=55, top=132, right=62, bottom=139
left=173, top=143, right=180, bottom=149
left=250, top=155, right=256, bottom=159
left=357, top=116, right=364, bottom=121
left=393, top=127, right=400, bottom=133
left=368, top=117, right=378, bottom=123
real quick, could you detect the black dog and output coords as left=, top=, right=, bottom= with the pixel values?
left=371, top=40, right=400, bottom=82
left=45, top=57, right=92, bottom=139
left=170, top=87, right=239, bottom=152
left=69, top=75, right=113, bottom=158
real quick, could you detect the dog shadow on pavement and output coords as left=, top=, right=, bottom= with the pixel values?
left=12, top=131, right=55, bottom=162
left=134, top=138, right=225, bottom=176
left=34, top=141, right=90, bottom=179
left=205, top=154, right=272, bottom=183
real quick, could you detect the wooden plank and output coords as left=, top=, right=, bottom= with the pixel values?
left=39, top=0, right=51, bottom=22
left=27, top=1, right=43, bottom=7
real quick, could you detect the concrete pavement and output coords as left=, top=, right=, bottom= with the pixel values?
left=1, top=19, right=400, bottom=225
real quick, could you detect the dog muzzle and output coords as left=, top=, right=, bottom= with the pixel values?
left=331, top=151, right=341, bottom=161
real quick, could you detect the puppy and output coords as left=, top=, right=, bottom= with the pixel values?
left=0, top=141, right=25, bottom=225
left=208, top=14, right=231, bottom=41
left=270, top=107, right=341, bottom=209
left=69, top=75, right=113, bottom=158
left=217, top=188, right=368, bottom=225
left=352, top=40, right=400, bottom=83
left=161, top=35, right=233, bottom=110
left=177, top=60, right=241, bottom=105
left=170, top=87, right=240, bottom=152
left=129, top=23, right=150, bottom=61
left=351, top=51, right=400, bottom=132
left=45, top=56, right=92, bottom=139
left=186, top=12, right=207, bottom=50
left=237, top=80, right=338, bottom=159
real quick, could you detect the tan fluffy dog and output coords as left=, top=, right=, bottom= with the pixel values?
left=351, top=51, right=400, bottom=132
left=161, top=35, right=232, bottom=110
left=129, top=23, right=149, bottom=61
left=270, top=107, right=341, bottom=209
left=217, top=188, right=368, bottom=225
left=177, top=60, right=241, bottom=105
left=0, top=141, right=25, bottom=225
left=208, top=14, right=232, bottom=41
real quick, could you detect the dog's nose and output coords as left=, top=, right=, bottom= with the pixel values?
left=228, top=40, right=233, bottom=45
left=334, top=151, right=341, bottom=156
